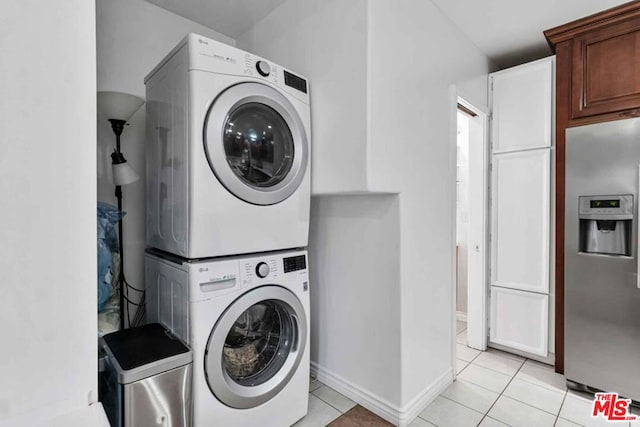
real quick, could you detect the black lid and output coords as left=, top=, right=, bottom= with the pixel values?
left=103, top=323, right=190, bottom=371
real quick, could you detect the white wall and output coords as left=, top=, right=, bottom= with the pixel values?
left=240, top=0, right=492, bottom=423
left=96, top=0, right=235, bottom=322
left=237, top=0, right=369, bottom=194
left=366, top=0, right=492, bottom=406
left=0, top=1, right=97, bottom=425
left=308, top=195, right=401, bottom=406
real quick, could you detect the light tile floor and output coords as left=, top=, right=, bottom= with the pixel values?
left=293, top=379, right=356, bottom=426
left=418, top=323, right=633, bottom=427
left=295, top=322, right=626, bottom=426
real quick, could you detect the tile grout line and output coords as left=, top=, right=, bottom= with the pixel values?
left=311, top=386, right=355, bottom=415
left=455, top=349, right=484, bottom=375
left=473, top=358, right=568, bottom=421
left=468, top=360, right=522, bottom=378
left=481, top=357, right=568, bottom=418
left=453, top=373, right=567, bottom=421
left=418, top=351, right=516, bottom=425
left=466, top=355, right=564, bottom=396
left=437, top=394, right=486, bottom=417
left=552, top=390, right=568, bottom=427
left=424, top=349, right=567, bottom=426
left=457, top=359, right=471, bottom=375
left=475, top=356, right=527, bottom=426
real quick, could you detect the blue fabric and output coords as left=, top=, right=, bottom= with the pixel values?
left=97, top=202, right=125, bottom=312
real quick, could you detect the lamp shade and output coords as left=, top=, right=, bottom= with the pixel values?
left=112, top=161, right=139, bottom=186
left=111, top=151, right=139, bottom=185
left=98, top=91, right=144, bottom=121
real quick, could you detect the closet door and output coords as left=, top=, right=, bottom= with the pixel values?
left=491, top=150, right=550, bottom=294
left=490, top=149, right=550, bottom=356
left=489, top=57, right=554, bottom=358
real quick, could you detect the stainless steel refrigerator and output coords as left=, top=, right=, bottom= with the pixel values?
left=565, top=116, right=640, bottom=401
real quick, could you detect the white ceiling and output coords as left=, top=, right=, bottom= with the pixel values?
left=431, top=0, right=630, bottom=68
left=146, top=0, right=287, bottom=39
left=148, top=0, right=631, bottom=68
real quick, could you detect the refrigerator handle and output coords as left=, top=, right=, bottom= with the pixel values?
left=638, top=165, right=640, bottom=289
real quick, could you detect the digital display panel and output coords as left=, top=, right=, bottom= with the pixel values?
left=283, top=255, right=306, bottom=273
left=284, top=70, right=308, bottom=94
left=590, top=199, right=620, bottom=208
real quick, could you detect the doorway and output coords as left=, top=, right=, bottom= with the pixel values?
left=454, top=97, right=488, bottom=361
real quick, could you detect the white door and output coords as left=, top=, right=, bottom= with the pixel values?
left=489, top=57, right=554, bottom=358
left=461, top=101, right=489, bottom=351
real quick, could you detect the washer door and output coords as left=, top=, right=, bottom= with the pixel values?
left=204, top=286, right=307, bottom=409
left=204, top=82, right=308, bottom=206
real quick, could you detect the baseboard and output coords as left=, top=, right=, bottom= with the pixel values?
left=310, top=362, right=453, bottom=427
left=310, top=362, right=401, bottom=425
left=456, top=311, right=467, bottom=323
left=397, top=369, right=453, bottom=426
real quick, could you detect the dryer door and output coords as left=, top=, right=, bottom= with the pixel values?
left=204, top=285, right=307, bottom=409
left=204, top=82, right=309, bottom=206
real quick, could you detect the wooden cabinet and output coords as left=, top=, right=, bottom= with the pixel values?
left=546, top=2, right=640, bottom=124
left=571, top=16, right=640, bottom=120
left=544, top=1, right=640, bottom=374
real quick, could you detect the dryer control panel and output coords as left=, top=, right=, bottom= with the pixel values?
left=186, top=34, right=309, bottom=105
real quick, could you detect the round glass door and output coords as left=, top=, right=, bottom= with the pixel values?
left=223, top=103, right=294, bottom=189
left=223, top=300, right=293, bottom=386
left=204, top=83, right=309, bottom=206
left=205, top=286, right=307, bottom=409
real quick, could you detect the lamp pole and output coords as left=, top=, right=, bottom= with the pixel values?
left=109, top=118, right=127, bottom=330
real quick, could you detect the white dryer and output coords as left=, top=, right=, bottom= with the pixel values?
left=145, top=34, right=311, bottom=259
left=145, top=249, right=310, bottom=426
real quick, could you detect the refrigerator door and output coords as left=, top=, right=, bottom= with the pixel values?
left=565, top=116, right=640, bottom=401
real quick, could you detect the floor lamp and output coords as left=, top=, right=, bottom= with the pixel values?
left=98, top=91, right=144, bottom=330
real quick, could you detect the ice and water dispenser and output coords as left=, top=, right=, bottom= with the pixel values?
left=578, top=195, right=633, bottom=256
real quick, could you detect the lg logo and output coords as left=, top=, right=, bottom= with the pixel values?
left=198, top=39, right=208, bottom=45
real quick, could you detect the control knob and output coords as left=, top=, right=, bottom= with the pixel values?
left=256, top=262, right=270, bottom=278
left=256, top=60, right=271, bottom=77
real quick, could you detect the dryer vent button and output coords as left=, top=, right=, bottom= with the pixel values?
left=256, top=60, right=271, bottom=77
left=256, top=262, right=270, bottom=278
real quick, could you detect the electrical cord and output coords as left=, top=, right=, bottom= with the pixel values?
left=121, top=292, right=143, bottom=306
left=119, top=272, right=146, bottom=328
left=132, top=296, right=146, bottom=327
left=124, top=278, right=145, bottom=293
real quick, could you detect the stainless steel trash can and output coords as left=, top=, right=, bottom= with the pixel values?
left=101, top=323, right=192, bottom=427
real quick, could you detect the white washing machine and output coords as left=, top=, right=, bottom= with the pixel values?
left=145, top=34, right=311, bottom=259
left=145, top=249, right=310, bottom=426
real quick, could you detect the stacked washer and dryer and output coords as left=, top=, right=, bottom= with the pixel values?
left=144, top=34, right=312, bottom=427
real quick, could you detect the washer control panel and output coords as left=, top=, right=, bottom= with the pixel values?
left=255, top=262, right=270, bottom=278
left=242, top=257, right=279, bottom=285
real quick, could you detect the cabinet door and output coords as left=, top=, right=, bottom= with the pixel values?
left=491, top=149, right=550, bottom=293
left=491, top=58, right=554, bottom=153
left=489, top=148, right=550, bottom=358
left=571, top=17, right=640, bottom=119
left=490, top=287, right=549, bottom=356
